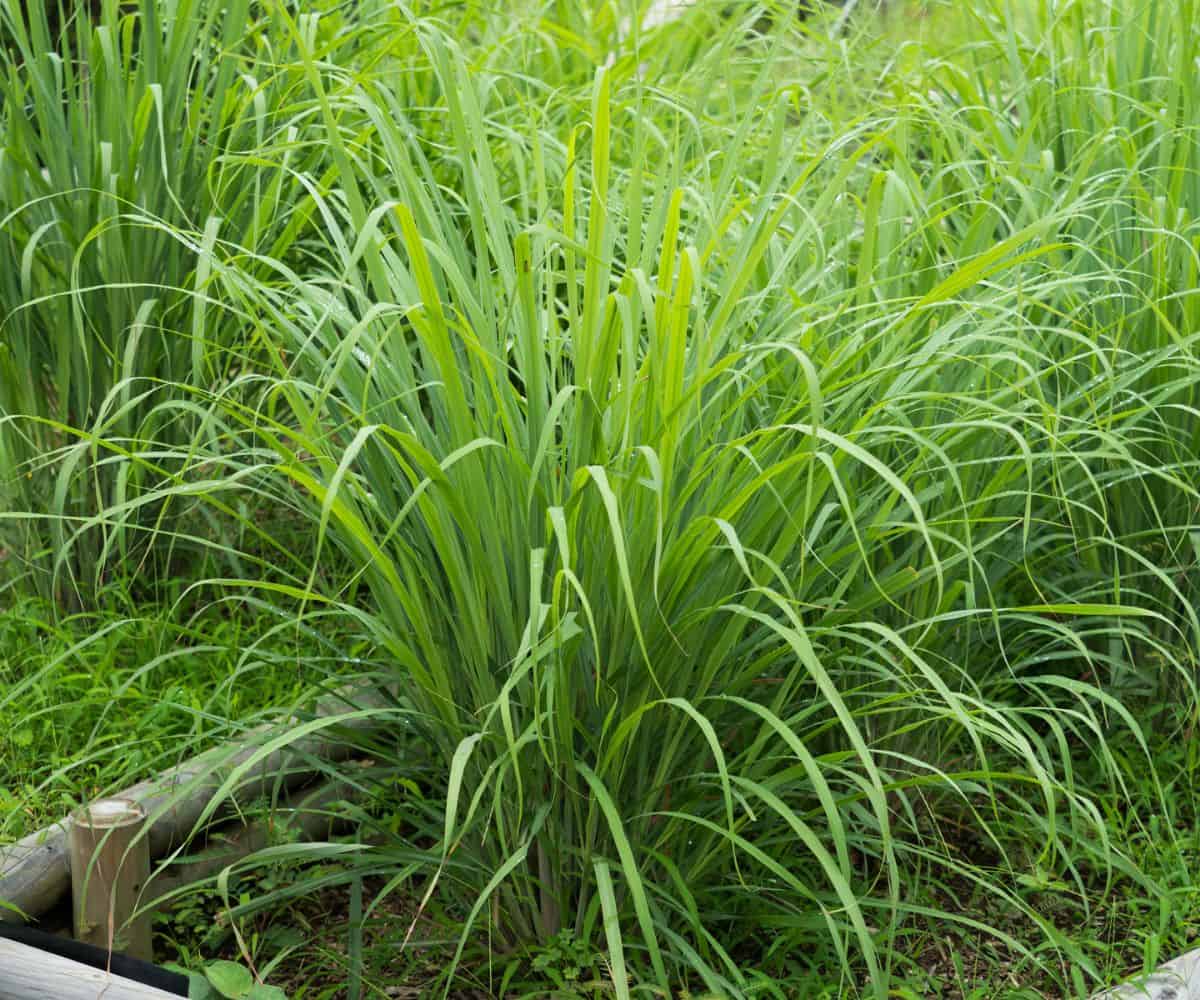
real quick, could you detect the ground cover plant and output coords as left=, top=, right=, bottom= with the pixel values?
left=0, top=593, right=355, bottom=840
left=1, top=0, right=1199, bottom=997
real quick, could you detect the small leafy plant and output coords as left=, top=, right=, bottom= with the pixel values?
left=528, top=929, right=604, bottom=995
left=171, top=959, right=286, bottom=1000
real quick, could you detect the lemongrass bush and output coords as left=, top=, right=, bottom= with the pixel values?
left=21, top=0, right=1200, bottom=994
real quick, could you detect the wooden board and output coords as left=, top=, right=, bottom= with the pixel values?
left=0, top=936, right=179, bottom=1000
left=1098, top=949, right=1200, bottom=999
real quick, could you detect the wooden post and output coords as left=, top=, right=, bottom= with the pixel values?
left=0, top=936, right=177, bottom=1000
left=68, top=798, right=153, bottom=962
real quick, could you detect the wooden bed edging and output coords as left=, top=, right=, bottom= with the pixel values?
left=0, top=935, right=180, bottom=1000
left=1097, top=949, right=1200, bottom=999
left=0, top=683, right=391, bottom=922
left=142, top=772, right=366, bottom=909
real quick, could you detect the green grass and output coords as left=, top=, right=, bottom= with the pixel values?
left=0, top=595, right=353, bottom=841
left=1, top=0, right=1199, bottom=996
left=0, top=0, right=393, bottom=604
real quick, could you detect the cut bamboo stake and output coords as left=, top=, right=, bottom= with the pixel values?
left=0, top=682, right=392, bottom=922
left=68, top=799, right=153, bottom=962
left=0, top=935, right=179, bottom=1000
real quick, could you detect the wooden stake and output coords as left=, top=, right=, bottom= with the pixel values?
left=68, top=798, right=153, bottom=962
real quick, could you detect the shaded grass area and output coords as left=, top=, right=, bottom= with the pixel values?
left=149, top=704, right=1200, bottom=998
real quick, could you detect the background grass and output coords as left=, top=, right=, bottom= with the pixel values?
left=0, top=595, right=351, bottom=840
left=1, top=0, right=1199, bottom=997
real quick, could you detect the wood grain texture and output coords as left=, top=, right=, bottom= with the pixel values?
left=0, top=936, right=178, bottom=1000
left=1097, top=949, right=1200, bottom=999
left=0, top=820, right=71, bottom=921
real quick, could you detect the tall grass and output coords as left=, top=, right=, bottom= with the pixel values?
left=6, top=0, right=1200, bottom=995
left=0, top=0, right=397, bottom=602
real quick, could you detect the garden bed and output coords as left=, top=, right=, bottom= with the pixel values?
left=2, top=0, right=1199, bottom=996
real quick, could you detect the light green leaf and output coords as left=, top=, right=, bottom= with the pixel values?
left=205, top=961, right=254, bottom=1000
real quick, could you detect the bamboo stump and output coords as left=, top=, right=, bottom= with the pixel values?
left=68, top=799, right=153, bottom=961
